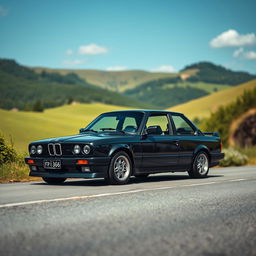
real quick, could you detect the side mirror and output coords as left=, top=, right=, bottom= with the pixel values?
left=79, top=128, right=85, bottom=133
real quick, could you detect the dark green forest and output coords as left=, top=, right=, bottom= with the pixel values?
left=0, top=59, right=153, bottom=111
left=183, top=62, right=255, bottom=85
left=125, top=81, right=209, bottom=108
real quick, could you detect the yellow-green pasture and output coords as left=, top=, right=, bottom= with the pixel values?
left=0, top=103, right=130, bottom=153
left=168, top=80, right=256, bottom=120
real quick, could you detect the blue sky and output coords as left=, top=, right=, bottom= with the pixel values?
left=0, top=0, right=256, bottom=73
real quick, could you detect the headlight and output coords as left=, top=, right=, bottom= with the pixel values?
left=30, top=145, right=36, bottom=155
left=73, top=145, right=81, bottom=154
left=83, top=145, right=91, bottom=154
left=37, top=145, right=43, bottom=154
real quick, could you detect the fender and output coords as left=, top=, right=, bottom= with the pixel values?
left=193, top=145, right=210, bottom=158
left=108, top=144, right=134, bottom=159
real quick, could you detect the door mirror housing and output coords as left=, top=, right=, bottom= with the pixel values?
left=79, top=128, right=85, bottom=133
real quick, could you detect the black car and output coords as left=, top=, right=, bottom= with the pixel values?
left=25, top=110, right=224, bottom=185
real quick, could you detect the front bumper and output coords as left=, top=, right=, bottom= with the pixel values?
left=24, top=156, right=110, bottom=179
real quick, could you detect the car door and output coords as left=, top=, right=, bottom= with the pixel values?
left=141, top=113, right=179, bottom=170
left=170, top=113, right=201, bottom=169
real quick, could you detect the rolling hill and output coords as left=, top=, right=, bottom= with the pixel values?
left=182, top=62, right=255, bottom=85
left=0, top=59, right=153, bottom=110
left=33, top=68, right=178, bottom=92
left=0, top=103, right=130, bottom=153
left=32, top=61, right=256, bottom=109
left=168, top=80, right=256, bottom=120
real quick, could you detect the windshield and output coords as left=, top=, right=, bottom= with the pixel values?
left=85, top=111, right=144, bottom=133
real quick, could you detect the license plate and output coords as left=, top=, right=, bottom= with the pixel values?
left=43, top=160, right=61, bottom=169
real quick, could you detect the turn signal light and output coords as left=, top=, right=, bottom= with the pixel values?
left=76, top=160, right=89, bottom=165
left=27, top=159, right=35, bottom=164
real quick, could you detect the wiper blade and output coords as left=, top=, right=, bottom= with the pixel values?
left=100, top=128, right=116, bottom=131
left=100, top=128, right=126, bottom=134
left=80, top=129, right=98, bottom=133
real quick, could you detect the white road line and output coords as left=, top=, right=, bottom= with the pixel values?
left=228, top=178, right=246, bottom=182
left=0, top=178, right=254, bottom=209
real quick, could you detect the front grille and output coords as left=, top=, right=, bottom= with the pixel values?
left=48, top=144, right=55, bottom=156
left=48, top=143, right=62, bottom=156
left=55, top=144, right=62, bottom=156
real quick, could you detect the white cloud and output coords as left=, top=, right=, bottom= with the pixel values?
left=106, top=66, right=127, bottom=71
left=243, top=50, right=256, bottom=60
left=233, top=47, right=244, bottom=57
left=210, top=29, right=256, bottom=48
left=65, top=49, right=73, bottom=56
left=79, top=44, right=108, bottom=55
left=0, top=6, right=8, bottom=16
left=62, top=59, right=84, bottom=66
left=151, top=65, right=175, bottom=73
left=232, top=47, right=256, bottom=60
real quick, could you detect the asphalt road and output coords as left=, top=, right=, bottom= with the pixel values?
left=0, top=166, right=256, bottom=256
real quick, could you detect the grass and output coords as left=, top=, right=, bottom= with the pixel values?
left=0, top=103, right=131, bottom=153
left=163, top=82, right=230, bottom=93
left=0, top=158, right=40, bottom=183
left=237, top=146, right=256, bottom=165
left=168, top=79, right=256, bottom=119
left=33, top=68, right=178, bottom=92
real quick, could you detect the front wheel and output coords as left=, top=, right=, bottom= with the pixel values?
left=42, top=177, right=66, bottom=185
left=106, top=151, right=132, bottom=185
left=188, top=151, right=209, bottom=178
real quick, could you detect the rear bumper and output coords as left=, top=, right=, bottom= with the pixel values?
left=25, top=156, right=110, bottom=178
left=210, top=152, right=225, bottom=167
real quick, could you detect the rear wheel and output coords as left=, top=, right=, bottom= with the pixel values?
left=188, top=151, right=209, bottom=178
left=106, top=151, right=132, bottom=185
left=42, top=177, right=66, bottom=185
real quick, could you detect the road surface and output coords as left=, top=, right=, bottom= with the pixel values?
left=0, top=166, right=256, bottom=256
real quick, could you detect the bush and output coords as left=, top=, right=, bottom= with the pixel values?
left=0, top=134, right=17, bottom=165
left=220, top=148, right=248, bottom=167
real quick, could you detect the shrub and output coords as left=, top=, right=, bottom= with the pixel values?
left=0, top=134, right=17, bottom=165
left=220, top=148, right=248, bottom=167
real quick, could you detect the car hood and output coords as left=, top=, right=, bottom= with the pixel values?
left=32, top=132, right=132, bottom=144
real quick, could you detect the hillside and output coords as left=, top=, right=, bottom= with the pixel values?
left=0, top=59, right=153, bottom=110
left=35, top=62, right=255, bottom=109
left=124, top=76, right=231, bottom=108
left=201, top=88, right=256, bottom=146
left=182, top=62, right=255, bottom=85
left=0, top=103, right=130, bottom=153
left=168, top=80, right=256, bottom=119
left=33, top=68, right=178, bottom=92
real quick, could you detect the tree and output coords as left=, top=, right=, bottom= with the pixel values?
left=33, top=100, right=44, bottom=112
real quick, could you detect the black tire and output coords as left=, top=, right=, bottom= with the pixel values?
left=188, top=151, right=209, bottom=178
left=135, top=174, right=149, bottom=179
left=106, top=151, right=132, bottom=185
left=42, top=177, right=66, bottom=185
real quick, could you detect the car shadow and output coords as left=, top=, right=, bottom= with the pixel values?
left=31, top=174, right=224, bottom=187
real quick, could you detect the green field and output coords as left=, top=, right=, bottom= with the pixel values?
left=0, top=103, right=130, bottom=153
left=33, top=68, right=178, bottom=92
left=168, top=80, right=256, bottom=119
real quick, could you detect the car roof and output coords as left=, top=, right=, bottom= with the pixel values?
left=102, top=109, right=183, bottom=115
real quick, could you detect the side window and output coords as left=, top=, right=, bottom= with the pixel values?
left=122, top=117, right=137, bottom=132
left=172, top=115, right=195, bottom=135
left=146, top=115, right=170, bottom=135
